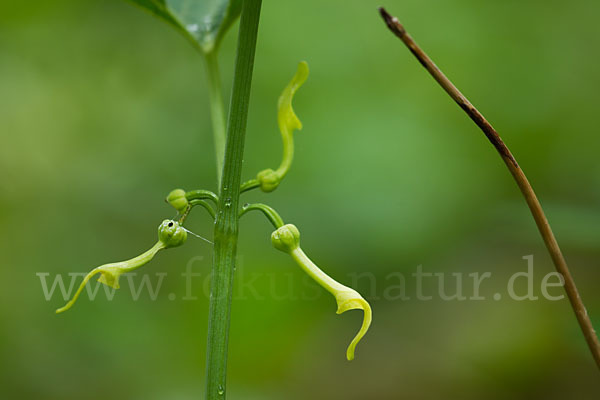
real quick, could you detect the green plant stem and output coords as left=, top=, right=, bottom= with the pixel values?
left=239, top=203, right=284, bottom=228
left=189, top=199, right=216, bottom=218
left=239, top=178, right=260, bottom=192
left=379, top=7, right=600, bottom=369
left=204, top=50, right=227, bottom=185
left=205, top=1, right=262, bottom=398
left=179, top=200, right=216, bottom=224
left=185, top=189, right=219, bottom=205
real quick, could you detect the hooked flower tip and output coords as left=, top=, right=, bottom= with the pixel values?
left=335, top=295, right=372, bottom=361
left=277, top=61, right=309, bottom=134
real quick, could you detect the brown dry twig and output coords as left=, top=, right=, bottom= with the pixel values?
left=378, top=6, right=600, bottom=369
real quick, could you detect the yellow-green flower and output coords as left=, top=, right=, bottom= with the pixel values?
left=256, top=61, right=308, bottom=192
left=55, top=220, right=186, bottom=314
left=271, top=224, right=372, bottom=360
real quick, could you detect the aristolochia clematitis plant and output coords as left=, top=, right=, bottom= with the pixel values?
left=57, top=4, right=372, bottom=397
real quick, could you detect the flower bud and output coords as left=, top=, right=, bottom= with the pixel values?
left=166, top=189, right=188, bottom=213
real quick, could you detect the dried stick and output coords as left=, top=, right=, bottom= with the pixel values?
left=378, top=6, right=600, bottom=369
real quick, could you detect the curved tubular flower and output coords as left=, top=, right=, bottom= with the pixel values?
left=242, top=61, right=308, bottom=193
left=55, top=220, right=187, bottom=314
left=271, top=224, right=372, bottom=360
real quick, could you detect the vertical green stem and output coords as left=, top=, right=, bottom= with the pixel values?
left=205, top=0, right=262, bottom=398
left=204, top=50, right=227, bottom=184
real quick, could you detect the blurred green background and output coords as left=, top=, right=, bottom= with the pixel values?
left=1, top=0, right=600, bottom=398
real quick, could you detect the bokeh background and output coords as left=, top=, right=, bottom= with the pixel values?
left=1, top=0, right=600, bottom=398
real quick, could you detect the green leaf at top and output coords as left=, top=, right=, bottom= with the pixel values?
left=127, top=0, right=242, bottom=54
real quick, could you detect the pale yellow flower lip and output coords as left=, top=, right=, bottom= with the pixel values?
left=335, top=295, right=372, bottom=361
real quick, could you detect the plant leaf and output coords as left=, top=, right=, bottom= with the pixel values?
left=127, top=0, right=242, bottom=53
